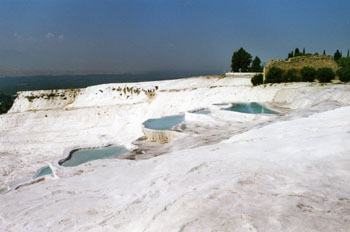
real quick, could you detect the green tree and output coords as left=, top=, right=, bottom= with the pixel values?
left=334, top=50, right=342, bottom=61
left=347, top=49, right=349, bottom=57
left=284, top=69, right=299, bottom=82
left=251, top=74, right=263, bottom=86
left=251, top=56, right=263, bottom=72
left=337, top=57, right=350, bottom=69
left=337, top=67, right=350, bottom=82
left=294, top=48, right=301, bottom=56
left=316, top=68, right=335, bottom=83
left=303, top=48, right=305, bottom=55
left=287, top=51, right=294, bottom=59
left=265, top=67, right=284, bottom=83
left=300, top=66, right=316, bottom=82
left=323, top=50, right=326, bottom=55
left=336, top=57, right=350, bottom=82
left=231, top=48, right=252, bottom=72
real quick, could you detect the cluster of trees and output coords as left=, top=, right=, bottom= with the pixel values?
left=287, top=48, right=350, bottom=61
left=253, top=66, right=336, bottom=86
left=337, top=57, right=350, bottom=82
left=334, top=49, right=350, bottom=61
left=231, top=47, right=350, bottom=86
left=251, top=66, right=339, bottom=86
left=252, top=56, right=350, bottom=86
left=0, top=93, right=15, bottom=114
left=287, top=48, right=312, bottom=59
left=287, top=48, right=330, bottom=59
left=231, top=48, right=263, bottom=72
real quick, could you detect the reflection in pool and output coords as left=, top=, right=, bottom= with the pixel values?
left=143, top=115, right=185, bottom=130
left=60, top=146, right=129, bottom=167
left=33, top=166, right=53, bottom=179
left=223, top=102, right=279, bottom=114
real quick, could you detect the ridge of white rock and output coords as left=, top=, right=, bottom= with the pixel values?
left=1, top=75, right=350, bottom=231
left=1, top=76, right=350, bottom=185
left=142, top=127, right=183, bottom=143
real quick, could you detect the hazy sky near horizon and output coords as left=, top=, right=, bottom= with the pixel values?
left=0, top=0, right=349, bottom=74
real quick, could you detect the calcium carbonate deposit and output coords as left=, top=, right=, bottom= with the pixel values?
left=1, top=75, right=350, bottom=231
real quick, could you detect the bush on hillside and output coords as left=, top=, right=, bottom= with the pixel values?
left=251, top=74, right=263, bottom=86
left=300, top=66, right=316, bottom=82
left=337, top=67, right=350, bottom=82
left=280, top=71, right=289, bottom=83
left=337, top=57, right=350, bottom=69
left=265, top=67, right=283, bottom=83
left=284, top=69, right=299, bottom=82
left=316, top=68, right=335, bottom=83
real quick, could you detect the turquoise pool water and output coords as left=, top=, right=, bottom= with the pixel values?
left=223, top=102, right=279, bottom=114
left=33, top=166, right=53, bottom=179
left=60, top=146, right=129, bottom=167
left=143, top=115, right=185, bottom=130
left=193, top=109, right=211, bottom=115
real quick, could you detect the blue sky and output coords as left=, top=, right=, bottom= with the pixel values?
left=0, top=0, right=349, bottom=75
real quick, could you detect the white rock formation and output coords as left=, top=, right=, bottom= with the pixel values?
left=0, top=76, right=350, bottom=231
left=143, top=127, right=183, bottom=143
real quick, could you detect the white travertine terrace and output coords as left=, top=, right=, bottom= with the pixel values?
left=1, top=75, right=350, bottom=231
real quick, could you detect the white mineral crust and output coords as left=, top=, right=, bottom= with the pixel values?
left=0, top=76, right=350, bottom=231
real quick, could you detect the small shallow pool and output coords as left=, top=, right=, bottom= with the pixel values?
left=193, top=109, right=211, bottom=115
left=143, top=115, right=185, bottom=130
left=223, top=102, right=279, bottom=114
left=60, top=146, right=129, bottom=167
left=33, top=166, right=52, bottom=179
